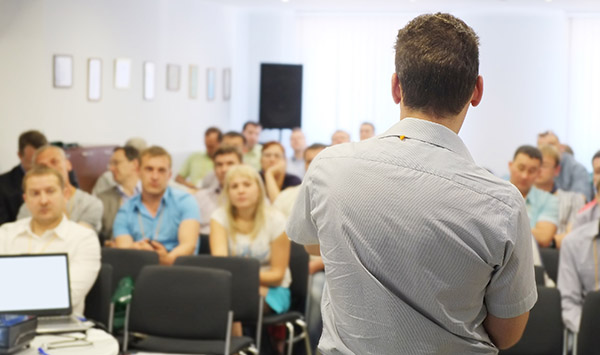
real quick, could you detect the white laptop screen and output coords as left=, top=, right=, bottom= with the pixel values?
left=0, top=254, right=72, bottom=315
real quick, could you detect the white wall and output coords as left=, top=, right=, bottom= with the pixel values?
left=0, top=0, right=242, bottom=171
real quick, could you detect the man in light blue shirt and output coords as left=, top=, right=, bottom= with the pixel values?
left=509, top=145, right=559, bottom=247
left=114, top=146, right=200, bottom=265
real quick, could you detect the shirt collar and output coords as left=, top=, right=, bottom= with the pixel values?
left=22, top=215, right=69, bottom=240
left=117, top=180, right=142, bottom=198
left=381, top=117, right=475, bottom=164
left=134, top=186, right=171, bottom=212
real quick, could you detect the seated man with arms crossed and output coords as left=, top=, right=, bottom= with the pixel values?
left=573, top=151, right=600, bottom=229
left=113, top=146, right=200, bottom=265
left=0, top=166, right=100, bottom=315
left=17, top=145, right=103, bottom=234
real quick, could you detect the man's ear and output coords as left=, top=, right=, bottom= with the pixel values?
left=391, top=73, right=402, bottom=104
left=470, top=75, right=484, bottom=107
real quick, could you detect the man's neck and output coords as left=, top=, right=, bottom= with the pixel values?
left=120, top=177, right=140, bottom=197
left=294, top=151, right=303, bottom=160
left=520, top=186, right=532, bottom=199
left=236, top=206, right=256, bottom=221
left=535, top=181, right=554, bottom=194
left=30, top=217, right=62, bottom=236
left=244, top=144, right=254, bottom=154
left=400, top=108, right=467, bottom=134
left=64, top=184, right=76, bottom=201
left=141, top=190, right=165, bottom=216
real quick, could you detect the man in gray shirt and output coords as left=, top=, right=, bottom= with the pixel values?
left=17, top=145, right=103, bottom=234
left=287, top=13, right=536, bottom=354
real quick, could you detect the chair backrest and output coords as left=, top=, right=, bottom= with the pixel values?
left=175, top=255, right=260, bottom=322
left=129, top=265, right=232, bottom=339
left=539, top=248, right=559, bottom=284
left=499, top=286, right=563, bottom=355
left=534, top=265, right=545, bottom=286
left=84, top=263, right=113, bottom=327
left=577, top=290, right=600, bottom=355
left=288, top=242, right=309, bottom=313
left=101, top=248, right=159, bottom=292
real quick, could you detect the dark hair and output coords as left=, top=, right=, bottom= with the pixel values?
left=395, top=13, right=479, bottom=118
left=262, top=141, right=285, bottom=156
left=593, top=150, right=600, bottom=163
left=22, top=165, right=65, bottom=191
left=223, top=131, right=246, bottom=145
left=304, top=143, right=328, bottom=159
left=205, top=127, right=223, bottom=141
left=213, top=145, right=243, bottom=163
left=18, top=130, right=48, bottom=154
left=114, top=146, right=141, bottom=163
left=242, top=121, right=261, bottom=131
left=513, top=145, right=542, bottom=162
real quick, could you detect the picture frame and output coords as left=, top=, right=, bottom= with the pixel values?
left=114, top=58, right=131, bottom=89
left=53, top=55, right=73, bottom=88
left=144, top=61, right=156, bottom=101
left=223, top=68, right=231, bottom=101
left=167, top=64, right=181, bottom=91
left=207, top=67, right=216, bottom=101
left=189, top=65, right=199, bottom=99
left=87, top=58, right=102, bottom=101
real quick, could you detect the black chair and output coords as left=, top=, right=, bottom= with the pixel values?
left=261, top=242, right=311, bottom=355
left=576, top=290, right=600, bottom=355
left=84, top=263, right=113, bottom=329
left=175, top=255, right=261, bottom=351
left=123, top=265, right=254, bottom=355
left=540, top=248, right=560, bottom=284
left=499, top=286, right=564, bottom=355
left=534, top=265, right=545, bottom=286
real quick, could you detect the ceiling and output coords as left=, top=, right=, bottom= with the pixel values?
left=213, top=0, right=600, bottom=14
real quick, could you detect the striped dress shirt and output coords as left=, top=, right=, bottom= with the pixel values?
left=287, top=118, right=537, bottom=355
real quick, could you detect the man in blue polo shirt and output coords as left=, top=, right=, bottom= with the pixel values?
left=113, top=146, right=200, bottom=265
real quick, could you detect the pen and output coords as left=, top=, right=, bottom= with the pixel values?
left=38, top=347, right=50, bottom=355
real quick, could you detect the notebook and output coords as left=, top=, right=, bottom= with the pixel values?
left=0, top=253, right=93, bottom=333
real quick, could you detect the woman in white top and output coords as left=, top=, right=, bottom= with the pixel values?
left=210, top=164, right=292, bottom=315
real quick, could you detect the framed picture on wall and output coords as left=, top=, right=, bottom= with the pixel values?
left=87, top=58, right=102, bottom=101
left=114, top=58, right=131, bottom=89
left=167, top=64, right=180, bottom=91
left=189, top=65, right=198, bottom=99
left=53, top=55, right=73, bottom=88
left=223, top=68, right=231, bottom=101
left=207, top=67, right=216, bottom=101
left=144, top=61, right=155, bottom=101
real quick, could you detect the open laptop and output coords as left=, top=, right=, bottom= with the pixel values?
left=0, top=253, right=93, bottom=333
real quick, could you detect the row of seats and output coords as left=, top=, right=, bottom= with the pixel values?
left=83, top=243, right=311, bottom=355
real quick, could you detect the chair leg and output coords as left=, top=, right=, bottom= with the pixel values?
left=256, top=296, right=264, bottom=354
left=296, top=318, right=312, bottom=355
left=286, top=322, right=295, bottom=355
left=108, top=302, right=115, bottom=334
left=122, top=303, right=131, bottom=352
left=225, top=310, right=233, bottom=355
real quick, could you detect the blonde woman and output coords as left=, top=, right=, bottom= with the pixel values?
left=210, top=164, right=292, bottom=315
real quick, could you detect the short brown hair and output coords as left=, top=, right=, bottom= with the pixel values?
left=395, top=13, right=479, bottom=118
left=22, top=166, right=65, bottom=191
left=539, top=145, right=561, bottom=167
left=213, top=145, right=243, bottom=163
left=140, top=146, right=172, bottom=167
left=261, top=141, right=285, bottom=156
left=205, top=127, right=223, bottom=141
left=513, top=145, right=542, bottom=162
left=18, top=130, right=47, bottom=154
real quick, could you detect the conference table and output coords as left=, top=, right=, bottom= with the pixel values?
left=17, top=328, right=118, bottom=355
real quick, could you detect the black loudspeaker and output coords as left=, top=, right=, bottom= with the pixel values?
left=259, top=63, right=303, bottom=129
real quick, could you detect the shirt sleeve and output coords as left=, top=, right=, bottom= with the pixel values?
left=571, top=163, right=594, bottom=202
left=69, top=226, right=101, bottom=316
left=112, top=205, right=131, bottom=237
left=557, top=232, right=584, bottom=332
left=537, top=193, right=559, bottom=225
left=78, top=194, right=104, bottom=233
left=485, top=198, right=538, bottom=318
left=178, top=155, right=193, bottom=178
left=210, top=207, right=228, bottom=227
left=286, top=176, right=319, bottom=245
left=178, top=192, right=201, bottom=222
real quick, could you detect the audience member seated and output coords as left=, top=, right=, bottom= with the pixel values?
left=535, top=145, right=585, bottom=248
left=260, top=141, right=301, bottom=203
left=359, top=122, right=375, bottom=141
left=557, top=217, right=600, bottom=333
left=97, top=146, right=141, bottom=244
left=0, top=130, right=48, bottom=225
left=92, top=137, right=147, bottom=196
left=113, top=146, right=200, bottom=265
left=18, top=145, right=103, bottom=233
left=573, top=151, right=600, bottom=229
left=194, top=145, right=242, bottom=236
left=509, top=145, right=559, bottom=247
left=538, top=130, right=593, bottom=201
left=0, top=166, right=100, bottom=315
left=175, top=127, right=222, bottom=190
left=210, top=164, right=291, bottom=316
left=200, top=131, right=246, bottom=190
left=287, top=128, right=306, bottom=179
left=331, top=130, right=350, bottom=145
left=242, top=121, right=263, bottom=171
